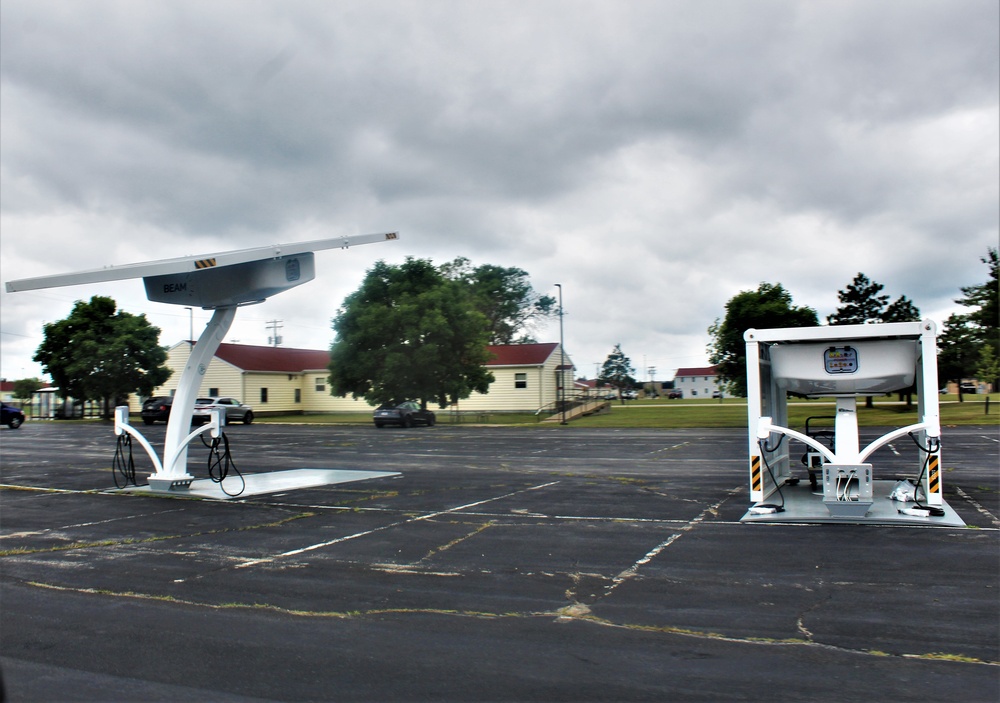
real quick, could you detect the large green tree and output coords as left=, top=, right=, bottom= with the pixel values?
left=33, top=296, right=171, bottom=417
left=827, top=273, right=920, bottom=325
left=440, top=257, right=557, bottom=344
left=939, top=248, right=999, bottom=396
left=328, top=257, right=495, bottom=409
left=708, top=283, right=819, bottom=397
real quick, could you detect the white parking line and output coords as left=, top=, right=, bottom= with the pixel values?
left=232, top=480, right=560, bottom=571
left=602, top=486, right=744, bottom=597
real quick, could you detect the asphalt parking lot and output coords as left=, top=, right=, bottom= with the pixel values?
left=1, top=421, right=998, bottom=702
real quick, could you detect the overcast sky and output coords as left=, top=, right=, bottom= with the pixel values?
left=2, top=0, right=997, bottom=385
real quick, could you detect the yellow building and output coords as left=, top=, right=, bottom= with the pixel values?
left=135, top=341, right=575, bottom=416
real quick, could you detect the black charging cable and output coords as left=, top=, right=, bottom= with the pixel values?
left=755, top=435, right=787, bottom=512
left=902, top=432, right=945, bottom=517
left=112, top=433, right=137, bottom=488
left=200, top=431, right=245, bottom=497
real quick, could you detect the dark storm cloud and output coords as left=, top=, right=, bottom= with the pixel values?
left=1, top=0, right=997, bottom=380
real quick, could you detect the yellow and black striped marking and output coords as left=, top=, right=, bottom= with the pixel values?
left=928, top=455, right=940, bottom=494
left=750, top=455, right=762, bottom=493
left=194, top=258, right=217, bottom=269
left=385, top=232, right=398, bottom=240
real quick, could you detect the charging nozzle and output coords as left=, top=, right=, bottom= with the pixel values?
left=756, top=417, right=773, bottom=440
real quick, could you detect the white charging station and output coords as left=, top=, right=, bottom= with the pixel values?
left=6, top=233, right=400, bottom=496
left=742, top=320, right=964, bottom=526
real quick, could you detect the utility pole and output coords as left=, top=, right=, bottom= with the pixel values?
left=555, top=284, right=566, bottom=425
left=266, top=319, right=283, bottom=347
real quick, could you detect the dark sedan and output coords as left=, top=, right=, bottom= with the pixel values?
left=140, top=396, right=174, bottom=425
left=373, top=401, right=436, bottom=428
left=1, top=403, right=25, bottom=429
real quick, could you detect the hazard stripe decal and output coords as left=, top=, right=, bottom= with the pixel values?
left=751, top=455, right=762, bottom=492
left=928, top=455, right=940, bottom=494
left=194, top=258, right=217, bottom=269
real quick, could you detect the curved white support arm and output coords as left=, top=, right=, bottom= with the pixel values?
left=858, top=421, right=939, bottom=463
left=163, top=407, right=225, bottom=476
left=114, top=406, right=164, bottom=474
left=757, top=416, right=837, bottom=464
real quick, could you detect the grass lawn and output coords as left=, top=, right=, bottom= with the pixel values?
left=258, top=394, right=999, bottom=429
left=573, top=395, right=999, bottom=429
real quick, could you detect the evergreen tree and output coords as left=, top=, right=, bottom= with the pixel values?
left=940, top=248, right=1000, bottom=396
left=882, top=295, right=921, bottom=322
left=827, top=273, right=920, bottom=325
left=598, top=344, right=636, bottom=402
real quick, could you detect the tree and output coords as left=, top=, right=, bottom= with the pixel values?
left=975, top=346, right=1000, bottom=396
left=708, top=282, right=819, bottom=397
left=440, top=258, right=557, bottom=344
left=328, top=257, right=495, bottom=409
left=938, top=313, right=980, bottom=397
left=881, top=295, right=921, bottom=323
left=940, top=248, right=1000, bottom=397
left=598, top=344, right=636, bottom=402
left=826, top=273, right=888, bottom=325
left=12, top=378, right=42, bottom=402
left=827, top=273, right=920, bottom=325
left=957, top=248, right=999, bottom=343
left=33, top=296, right=171, bottom=418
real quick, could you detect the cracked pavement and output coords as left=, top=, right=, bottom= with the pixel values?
left=1, top=422, right=998, bottom=701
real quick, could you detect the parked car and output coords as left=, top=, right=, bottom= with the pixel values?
left=141, top=396, right=174, bottom=425
left=621, top=390, right=638, bottom=400
left=712, top=391, right=723, bottom=399
left=667, top=390, right=682, bottom=399
left=373, top=401, right=436, bottom=428
left=1, top=402, right=25, bottom=429
left=192, top=397, right=254, bottom=424
left=960, top=382, right=978, bottom=395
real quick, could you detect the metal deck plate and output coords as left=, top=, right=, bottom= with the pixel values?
left=741, top=479, right=966, bottom=527
left=126, top=468, right=400, bottom=499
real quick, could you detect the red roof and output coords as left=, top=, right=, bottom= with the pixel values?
left=210, top=343, right=331, bottom=373
left=190, top=341, right=566, bottom=373
left=485, top=343, right=560, bottom=367
left=674, top=365, right=718, bottom=378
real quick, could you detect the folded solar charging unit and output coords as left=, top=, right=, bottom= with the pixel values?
left=741, top=320, right=964, bottom=526
left=6, top=232, right=399, bottom=495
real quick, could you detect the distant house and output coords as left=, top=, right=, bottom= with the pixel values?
left=470, top=342, right=575, bottom=413
left=673, top=365, right=724, bottom=398
left=133, top=341, right=575, bottom=415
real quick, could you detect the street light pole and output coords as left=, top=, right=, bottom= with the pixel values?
left=555, top=283, right=566, bottom=425
left=184, top=307, right=193, bottom=344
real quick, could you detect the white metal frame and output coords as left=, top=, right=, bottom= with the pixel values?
left=744, top=320, right=942, bottom=509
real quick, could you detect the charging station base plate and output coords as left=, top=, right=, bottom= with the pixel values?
left=125, top=468, right=400, bottom=500
left=741, top=480, right=964, bottom=526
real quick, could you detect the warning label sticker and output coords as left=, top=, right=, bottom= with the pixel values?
left=824, top=346, right=859, bottom=375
